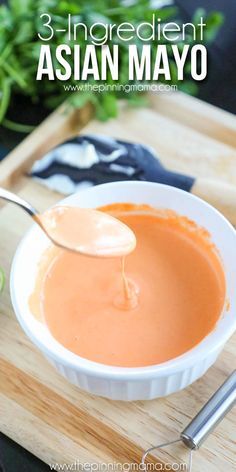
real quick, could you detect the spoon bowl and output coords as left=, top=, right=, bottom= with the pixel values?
left=0, top=187, right=136, bottom=257
left=10, top=181, right=236, bottom=400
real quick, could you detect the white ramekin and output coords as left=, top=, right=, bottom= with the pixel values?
left=10, top=182, right=236, bottom=400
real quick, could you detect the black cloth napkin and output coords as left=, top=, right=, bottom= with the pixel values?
left=31, top=135, right=194, bottom=194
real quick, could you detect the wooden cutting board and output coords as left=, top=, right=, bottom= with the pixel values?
left=0, top=92, right=235, bottom=471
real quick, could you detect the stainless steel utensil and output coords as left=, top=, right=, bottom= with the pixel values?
left=0, top=187, right=136, bottom=257
left=142, top=370, right=236, bottom=471
left=0, top=187, right=60, bottom=246
left=0, top=187, right=38, bottom=218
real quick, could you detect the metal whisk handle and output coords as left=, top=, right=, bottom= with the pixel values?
left=180, top=370, right=236, bottom=449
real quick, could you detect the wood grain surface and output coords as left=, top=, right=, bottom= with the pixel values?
left=0, top=92, right=235, bottom=471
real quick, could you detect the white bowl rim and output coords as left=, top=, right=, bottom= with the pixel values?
left=10, top=181, right=236, bottom=380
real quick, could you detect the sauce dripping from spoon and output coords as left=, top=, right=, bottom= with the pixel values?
left=36, top=205, right=138, bottom=309
left=36, top=205, right=136, bottom=258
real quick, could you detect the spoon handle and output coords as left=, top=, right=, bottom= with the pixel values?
left=0, top=187, right=38, bottom=217
left=181, top=370, right=236, bottom=449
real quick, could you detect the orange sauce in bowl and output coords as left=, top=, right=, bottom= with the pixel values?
left=29, top=204, right=226, bottom=367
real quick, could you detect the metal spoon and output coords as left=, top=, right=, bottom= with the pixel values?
left=0, top=187, right=136, bottom=257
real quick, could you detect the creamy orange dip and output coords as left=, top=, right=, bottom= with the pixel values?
left=36, top=205, right=136, bottom=257
left=29, top=203, right=226, bottom=367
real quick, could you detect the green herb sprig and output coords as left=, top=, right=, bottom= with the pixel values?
left=0, top=0, right=224, bottom=128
